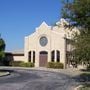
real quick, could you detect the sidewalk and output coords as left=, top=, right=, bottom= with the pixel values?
left=33, top=67, right=82, bottom=77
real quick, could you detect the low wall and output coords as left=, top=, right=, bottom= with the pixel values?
left=13, top=55, right=25, bottom=62
left=5, top=52, right=26, bottom=62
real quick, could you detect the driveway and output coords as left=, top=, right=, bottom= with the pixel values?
left=0, top=67, right=80, bottom=90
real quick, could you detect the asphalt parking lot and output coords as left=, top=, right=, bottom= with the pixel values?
left=0, top=68, right=80, bottom=90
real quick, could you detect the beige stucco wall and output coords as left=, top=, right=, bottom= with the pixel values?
left=13, top=55, right=25, bottom=62
left=24, top=22, right=67, bottom=67
left=24, top=19, right=79, bottom=68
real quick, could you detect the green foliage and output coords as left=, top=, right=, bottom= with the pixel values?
left=0, top=36, right=5, bottom=61
left=72, top=33, right=90, bottom=63
left=62, top=0, right=90, bottom=64
left=10, top=61, right=34, bottom=67
left=47, top=62, right=64, bottom=69
left=0, top=38, right=5, bottom=51
left=24, top=62, right=34, bottom=67
left=9, top=61, right=22, bottom=66
left=62, top=0, right=90, bottom=30
left=47, top=62, right=54, bottom=68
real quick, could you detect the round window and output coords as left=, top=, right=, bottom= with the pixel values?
left=39, top=36, right=48, bottom=46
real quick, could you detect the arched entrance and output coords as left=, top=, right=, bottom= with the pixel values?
left=39, top=51, right=48, bottom=67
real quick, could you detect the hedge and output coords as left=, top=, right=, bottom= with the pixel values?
left=9, top=61, right=34, bottom=67
left=47, top=62, right=64, bottom=69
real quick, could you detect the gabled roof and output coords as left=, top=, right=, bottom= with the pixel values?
left=39, top=21, right=49, bottom=28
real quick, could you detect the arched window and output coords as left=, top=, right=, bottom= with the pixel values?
left=33, top=51, right=35, bottom=63
left=57, top=50, right=60, bottom=62
left=51, top=51, right=55, bottom=62
left=28, top=51, right=31, bottom=62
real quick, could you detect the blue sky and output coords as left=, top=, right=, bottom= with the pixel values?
left=0, top=0, right=62, bottom=51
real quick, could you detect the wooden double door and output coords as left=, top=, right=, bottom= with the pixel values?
left=39, top=51, right=48, bottom=67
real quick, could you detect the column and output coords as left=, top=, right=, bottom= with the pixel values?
left=25, top=51, right=29, bottom=62
left=48, top=51, right=51, bottom=62
left=64, top=38, right=67, bottom=69
left=55, top=50, right=57, bottom=62
left=31, top=51, right=33, bottom=63
left=35, top=51, right=39, bottom=67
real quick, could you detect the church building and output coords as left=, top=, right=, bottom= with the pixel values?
left=6, top=19, right=78, bottom=68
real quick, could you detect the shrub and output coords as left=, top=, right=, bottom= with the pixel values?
left=54, top=62, right=64, bottom=69
left=25, top=62, right=34, bottom=67
left=19, top=61, right=26, bottom=67
left=9, top=61, right=23, bottom=66
left=10, top=61, right=34, bottom=67
left=47, top=62, right=64, bottom=69
left=47, top=62, right=54, bottom=68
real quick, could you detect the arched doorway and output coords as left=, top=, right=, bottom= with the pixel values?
left=39, top=51, right=48, bottom=67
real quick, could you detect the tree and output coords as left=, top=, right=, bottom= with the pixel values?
left=72, top=33, right=90, bottom=63
left=62, top=0, right=90, bottom=64
left=62, top=0, right=90, bottom=30
left=0, top=35, right=5, bottom=62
